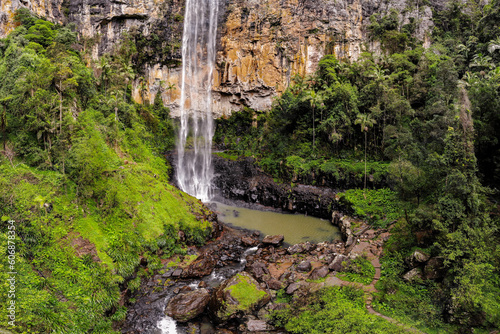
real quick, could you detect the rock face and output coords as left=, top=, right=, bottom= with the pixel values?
left=0, top=0, right=450, bottom=116
left=165, top=288, right=210, bottom=322
left=212, top=155, right=338, bottom=218
left=210, top=272, right=271, bottom=322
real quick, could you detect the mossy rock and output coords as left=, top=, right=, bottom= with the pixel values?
left=210, top=272, right=270, bottom=322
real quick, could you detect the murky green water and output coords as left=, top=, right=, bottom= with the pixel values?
left=212, top=202, right=342, bottom=245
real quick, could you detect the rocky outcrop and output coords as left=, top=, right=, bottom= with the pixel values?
left=212, top=155, right=339, bottom=219
left=1, top=0, right=453, bottom=116
left=165, top=288, right=211, bottom=322
left=210, top=271, right=271, bottom=322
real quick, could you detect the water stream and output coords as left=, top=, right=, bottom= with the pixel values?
left=176, top=0, right=219, bottom=202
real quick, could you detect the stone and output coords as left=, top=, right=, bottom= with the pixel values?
left=165, top=288, right=210, bottom=322
left=248, top=261, right=269, bottom=280
left=266, top=278, right=283, bottom=290
left=403, top=268, right=423, bottom=282
left=182, top=252, right=216, bottom=278
left=241, top=236, right=258, bottom=247
left=287, top=243, right=304, bottom=254
left=171, top=268, right=183, bottom=277
left=328, top=255, right=348, bottom=272
left=262, top=235, right=284, bottom=246
left=247, top=319, right=271, bottom=332
left=412, top=250, right=431, bottom=263
left=308, top=266, right=329, bottom=280
left=296, top=260, right=312, bottom=272
left=286, top=282, right=300, bottom=295
left=210, top=272, right=270, bottom=322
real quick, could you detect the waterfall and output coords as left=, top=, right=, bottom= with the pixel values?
left=176, top=0, right=219, bottom=202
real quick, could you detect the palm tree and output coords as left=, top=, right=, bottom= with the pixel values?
left=302, top=90, right=324, bottom=153
left=355, top=113, right=377, bottom=193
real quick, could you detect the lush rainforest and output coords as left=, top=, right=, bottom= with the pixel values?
left=215, top=1, right=500, bottom=332
left=0, top=9, right=211, bottom=333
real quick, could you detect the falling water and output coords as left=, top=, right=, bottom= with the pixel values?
left=176, top=0, right=219, bottom=202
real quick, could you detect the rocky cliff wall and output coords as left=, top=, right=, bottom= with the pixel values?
left=0, top=0, right=449, bottom=116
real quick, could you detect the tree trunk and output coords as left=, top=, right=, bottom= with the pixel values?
left=364, top=130, right=367, bottom=192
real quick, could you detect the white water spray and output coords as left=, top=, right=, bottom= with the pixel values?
left=176, top=0, right=219, bottom=202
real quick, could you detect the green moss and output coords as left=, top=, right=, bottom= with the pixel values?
left=226, top=273, right=267, bottom=312
left=337, top=256, right=376, bottom=285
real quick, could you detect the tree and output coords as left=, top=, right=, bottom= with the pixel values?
left=302, top=90, right=324, bottom=153
left=355, top=113, right=376, bottom=192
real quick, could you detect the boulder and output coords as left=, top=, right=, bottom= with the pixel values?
left=308, top=266, right=329, bottom=280
left=412, top=250, right=431, bottom=263
left=328, top=255, right=348, bottom=272
left=182, top=252, right=216, bottom=278
left=247, top=319, right=272, bottom=331
left=296, top=260, right=312, bottom=272
left=210, top=272, right=270, bottom=322
left=248, top=261, right=269, bottom=280
left=262, top=235, right=284, bottom=246
left=165, top=288, right=210, bottom=322
left=171, top=268, right=183, bottom=277
left=286, top=282, right=300, bottom=295
left=241, top=236, right=258, bottom=247
left=266, top=278, right=283, bottom=290
left=287, top=243, right=304, bottom=254
left=402, top=268, right=423, bottom=282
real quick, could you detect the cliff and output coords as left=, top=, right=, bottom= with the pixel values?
left=0, top=0, right=448, bottom=115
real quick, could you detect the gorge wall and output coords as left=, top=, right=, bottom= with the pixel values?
left=0, top=0, right=449, bottom=116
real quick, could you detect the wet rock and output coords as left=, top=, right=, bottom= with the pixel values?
left=241, top=236, right=258, bottom=247
left=262, top=235, right=284, bottom=246
left=287, top=243, right=304, bottom=254
left=210, top=272, right=270, bottom=322
left=198, top=281, right=208, bottom=289
left=247, top=319, right=272, bottom=331
left=182, top=252, right=216, bottom=278
left=248, top=261, right=269, bottom=280
left=424, top=257, right=445, bottom=280
left=308, top=266, right=329, bottom=280
left=296, top=260, right=312, bottom=272
left=403, top=268, right=423, bottom=282
left=329, top=255, right=348, bottom=272
left=165, top=288, right=210, bottom=322
left=331, top=211, right=343, bottom=226
left=171, top=268, right=183, bottom=277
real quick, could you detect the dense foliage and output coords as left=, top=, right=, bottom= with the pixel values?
left=0, top=9, right=206, bottom=333
left=271, top=286, right=406, bottom=334
left=215, top=1, right=500, bottom=332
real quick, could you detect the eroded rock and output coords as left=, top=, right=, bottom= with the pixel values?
left=165, top=288, right=210, bottom=322
left=262, top=235, right=284, bottom=246
left=210, top=272, right=270, bottom=322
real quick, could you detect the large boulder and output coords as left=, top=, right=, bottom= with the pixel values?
left=329, top=255, right=348, bottom=272
left=296, top=260, right=312, bottom=272
left=210, top=272, right=270, bottom=322
left=308, top=266, right=329, bottom=280
left=165, top=288, right=210, bottom=322
left=403, top=268, right=423, bottom=282
left=182, top=252, right=216, bottom=278
left=262, top=235, right=284, bottom=246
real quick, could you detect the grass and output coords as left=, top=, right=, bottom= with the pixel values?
left=337, top=188, right=403, bottom=227
left=271, top=286, right=406, bottom=334
left=337, top=256, right=376, bottom=285
left=227, top=273, right=268, bottom=311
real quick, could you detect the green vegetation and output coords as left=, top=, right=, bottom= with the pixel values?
left=226, top=273, right=268, bottom=312
left=0, top=9, right=209, bottom=333
left=338, top=188, right=403, bottom=227
left=337, top=256, right=376, bottom=285
left=214, top=1, right=500, bottom=332
left=271, top=286, right=406, bottom=334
